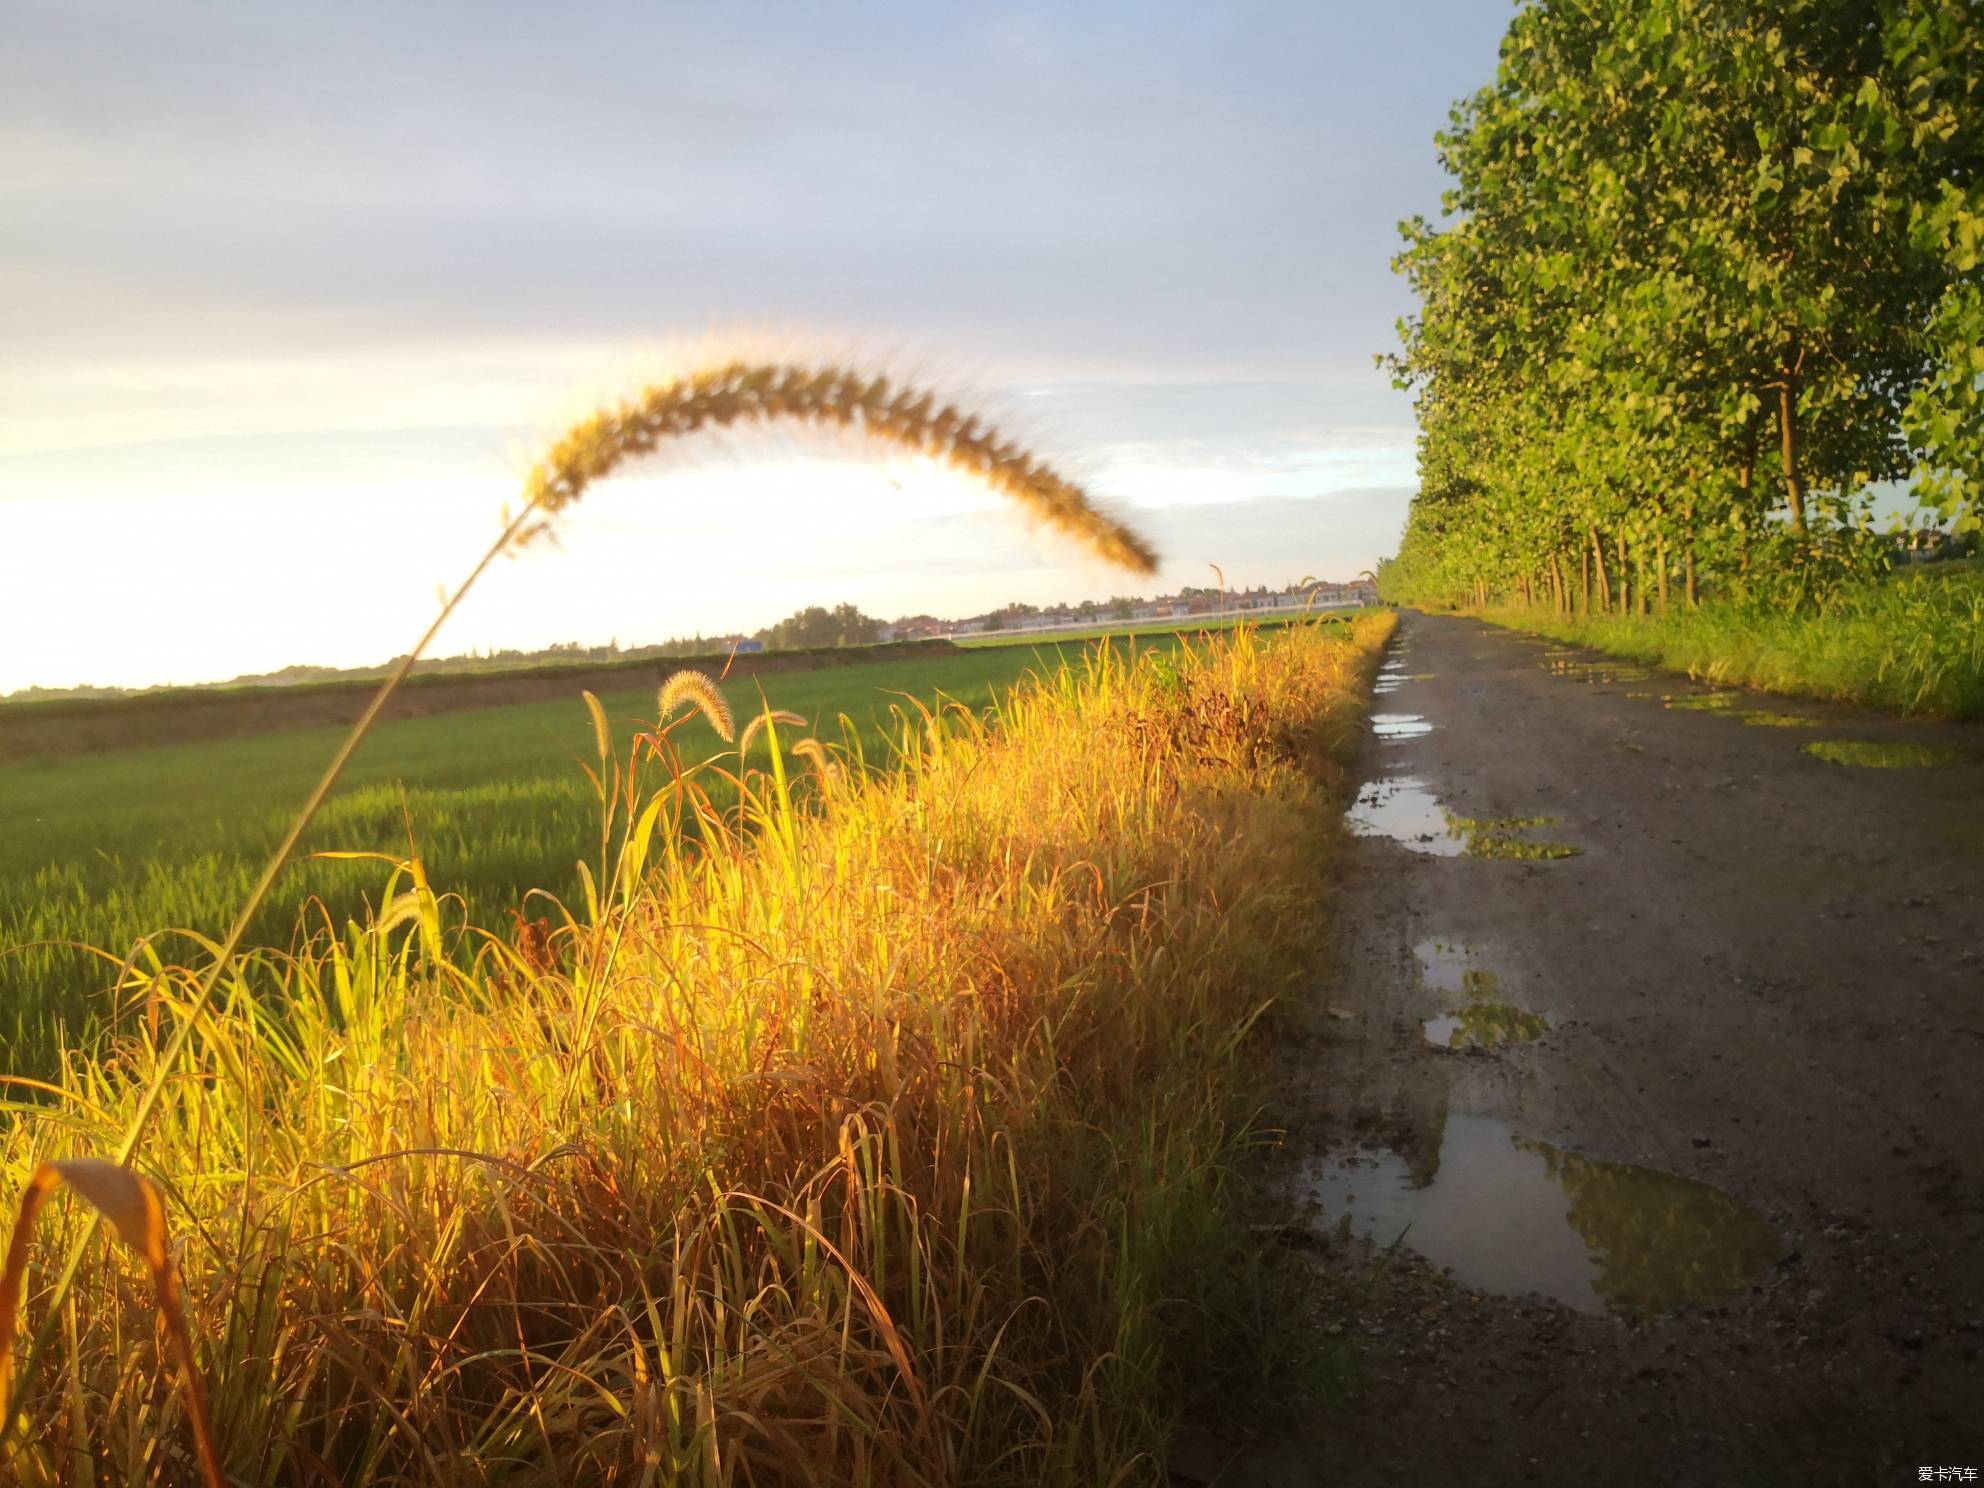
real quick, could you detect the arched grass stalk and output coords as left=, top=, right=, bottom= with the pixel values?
left=3, top=357, right=1158, bottom=1443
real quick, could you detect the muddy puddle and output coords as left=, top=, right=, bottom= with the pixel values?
left=1423, top=1004, right=1549, bottom=1047
left=1350, top=784, right=1581, bottom=859
left=1415, top=940, right=1549, bottom=1048
left=1307, top=1114, right=1781, bottom=1317
left=1372, top=712, right=1435, bottom=739
left=1414, top=938, right=1482, bottom=995
left=1347, top=779, right=1467, bottom=855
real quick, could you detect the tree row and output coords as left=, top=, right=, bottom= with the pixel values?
left=1380, top=0, right=1983, bottom=614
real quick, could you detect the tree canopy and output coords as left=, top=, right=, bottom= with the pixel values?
left=753, top=604, right=885, bottom=650
left=1380, top=0, right=1984, bottom=614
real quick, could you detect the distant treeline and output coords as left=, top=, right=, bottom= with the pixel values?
left=2, top=635, right=758, bottom=705
left=1380, top=0, right=1983, bottom=614
left=6, top=618, right=903, bottom=706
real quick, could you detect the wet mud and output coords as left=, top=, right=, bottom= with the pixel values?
left=1182, top=614, right=1984, bottom=1486
left=1307, top=1113, right=1779, bottom=1316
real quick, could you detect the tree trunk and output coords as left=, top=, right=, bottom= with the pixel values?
left=1616, top=532, right=1630, bottom=616
left=1634, top=539, right=1648, bottom=619
left=1686, top=540, right=1697, bottom=608
left=1590, top=528, right=1611, bottom=613
left=1656, top=533, right=1670, bottom=617
left=1777, top=367, right=1807, bottom=534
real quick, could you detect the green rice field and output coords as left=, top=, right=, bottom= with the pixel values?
left=1, top=625, right=1324, bottom=1070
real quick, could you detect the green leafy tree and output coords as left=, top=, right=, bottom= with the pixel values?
left=1382, top=0, right=1981, bottom=615
left=754, top=603, right=884, bottom=650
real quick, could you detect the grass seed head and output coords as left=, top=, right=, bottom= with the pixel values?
left=790, top=736, right=838, bottom=791
left=738, top=709, right=809, bottom=754
left=658, top=669, right=736, bottom=742
left=521, top=360, right=1158, bottom=574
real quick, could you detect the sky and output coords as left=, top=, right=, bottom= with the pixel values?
left=1, top=0, right=1514, bottom=692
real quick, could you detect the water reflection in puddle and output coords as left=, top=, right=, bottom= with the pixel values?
left=1414, top=939, right=1478, bottom=994
left=1372, top=713, right=1435, bottom=739
left=1347, top=779, right=1465, bottom=855
left=1802, top=739, right=1968, bottom=769
left=1414, top=940, right=1549, bottom=1048
left=1308, top=1115, right=1780, bottom=1316
left=1424, top=1004, right=1550, bottom=1048
left=1350, top=789, right=1580, bottom=859
left=1544, top=658, right=1648, bottom=684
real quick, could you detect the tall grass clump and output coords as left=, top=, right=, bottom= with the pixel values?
left=2, top=354, right=1387, bottom=1481
left=0, top=650, right=1073, bottom=1069
left=0, top=612, right=1392, bottom=1483
left=1476, top=562, right=1984, bottom=719
left=0, top=358, right=1163, bottom=1412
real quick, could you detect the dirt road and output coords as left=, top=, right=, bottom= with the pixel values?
left=1185, top=612, right=1984, bottom=1486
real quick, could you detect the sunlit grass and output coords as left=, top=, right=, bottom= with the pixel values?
left=1478, top=566, right=1984, bottom=719
left=0, top=614, right=1392, bottom=1483
left=0, top=643, right=1192, bottom=1068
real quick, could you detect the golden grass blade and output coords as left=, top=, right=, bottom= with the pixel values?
left=658, top=670, right=736, bottom=743
left=1, top=1162, right=222, bottom=1488
left=0, top=1166, right=59, bottom=1413
left=43, top=1161, right=160, bottom=1265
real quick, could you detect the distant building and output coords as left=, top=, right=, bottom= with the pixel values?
left=882, top=615, right=948, bottom=643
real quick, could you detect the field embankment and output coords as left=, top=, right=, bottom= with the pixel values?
left=0, top=613, right=1391, bottom=1485
left=0, top=639, right=970, bottom=763
left=1463, top=564, right=1984, bottom=720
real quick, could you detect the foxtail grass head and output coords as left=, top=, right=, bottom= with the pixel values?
left=658, top=669, right=735, bottom=742
left=790, top=736, right=839, bottom=793
left=520, top=361, right=1159, bottom=575
left=738, top=708, right=808, bottom=754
